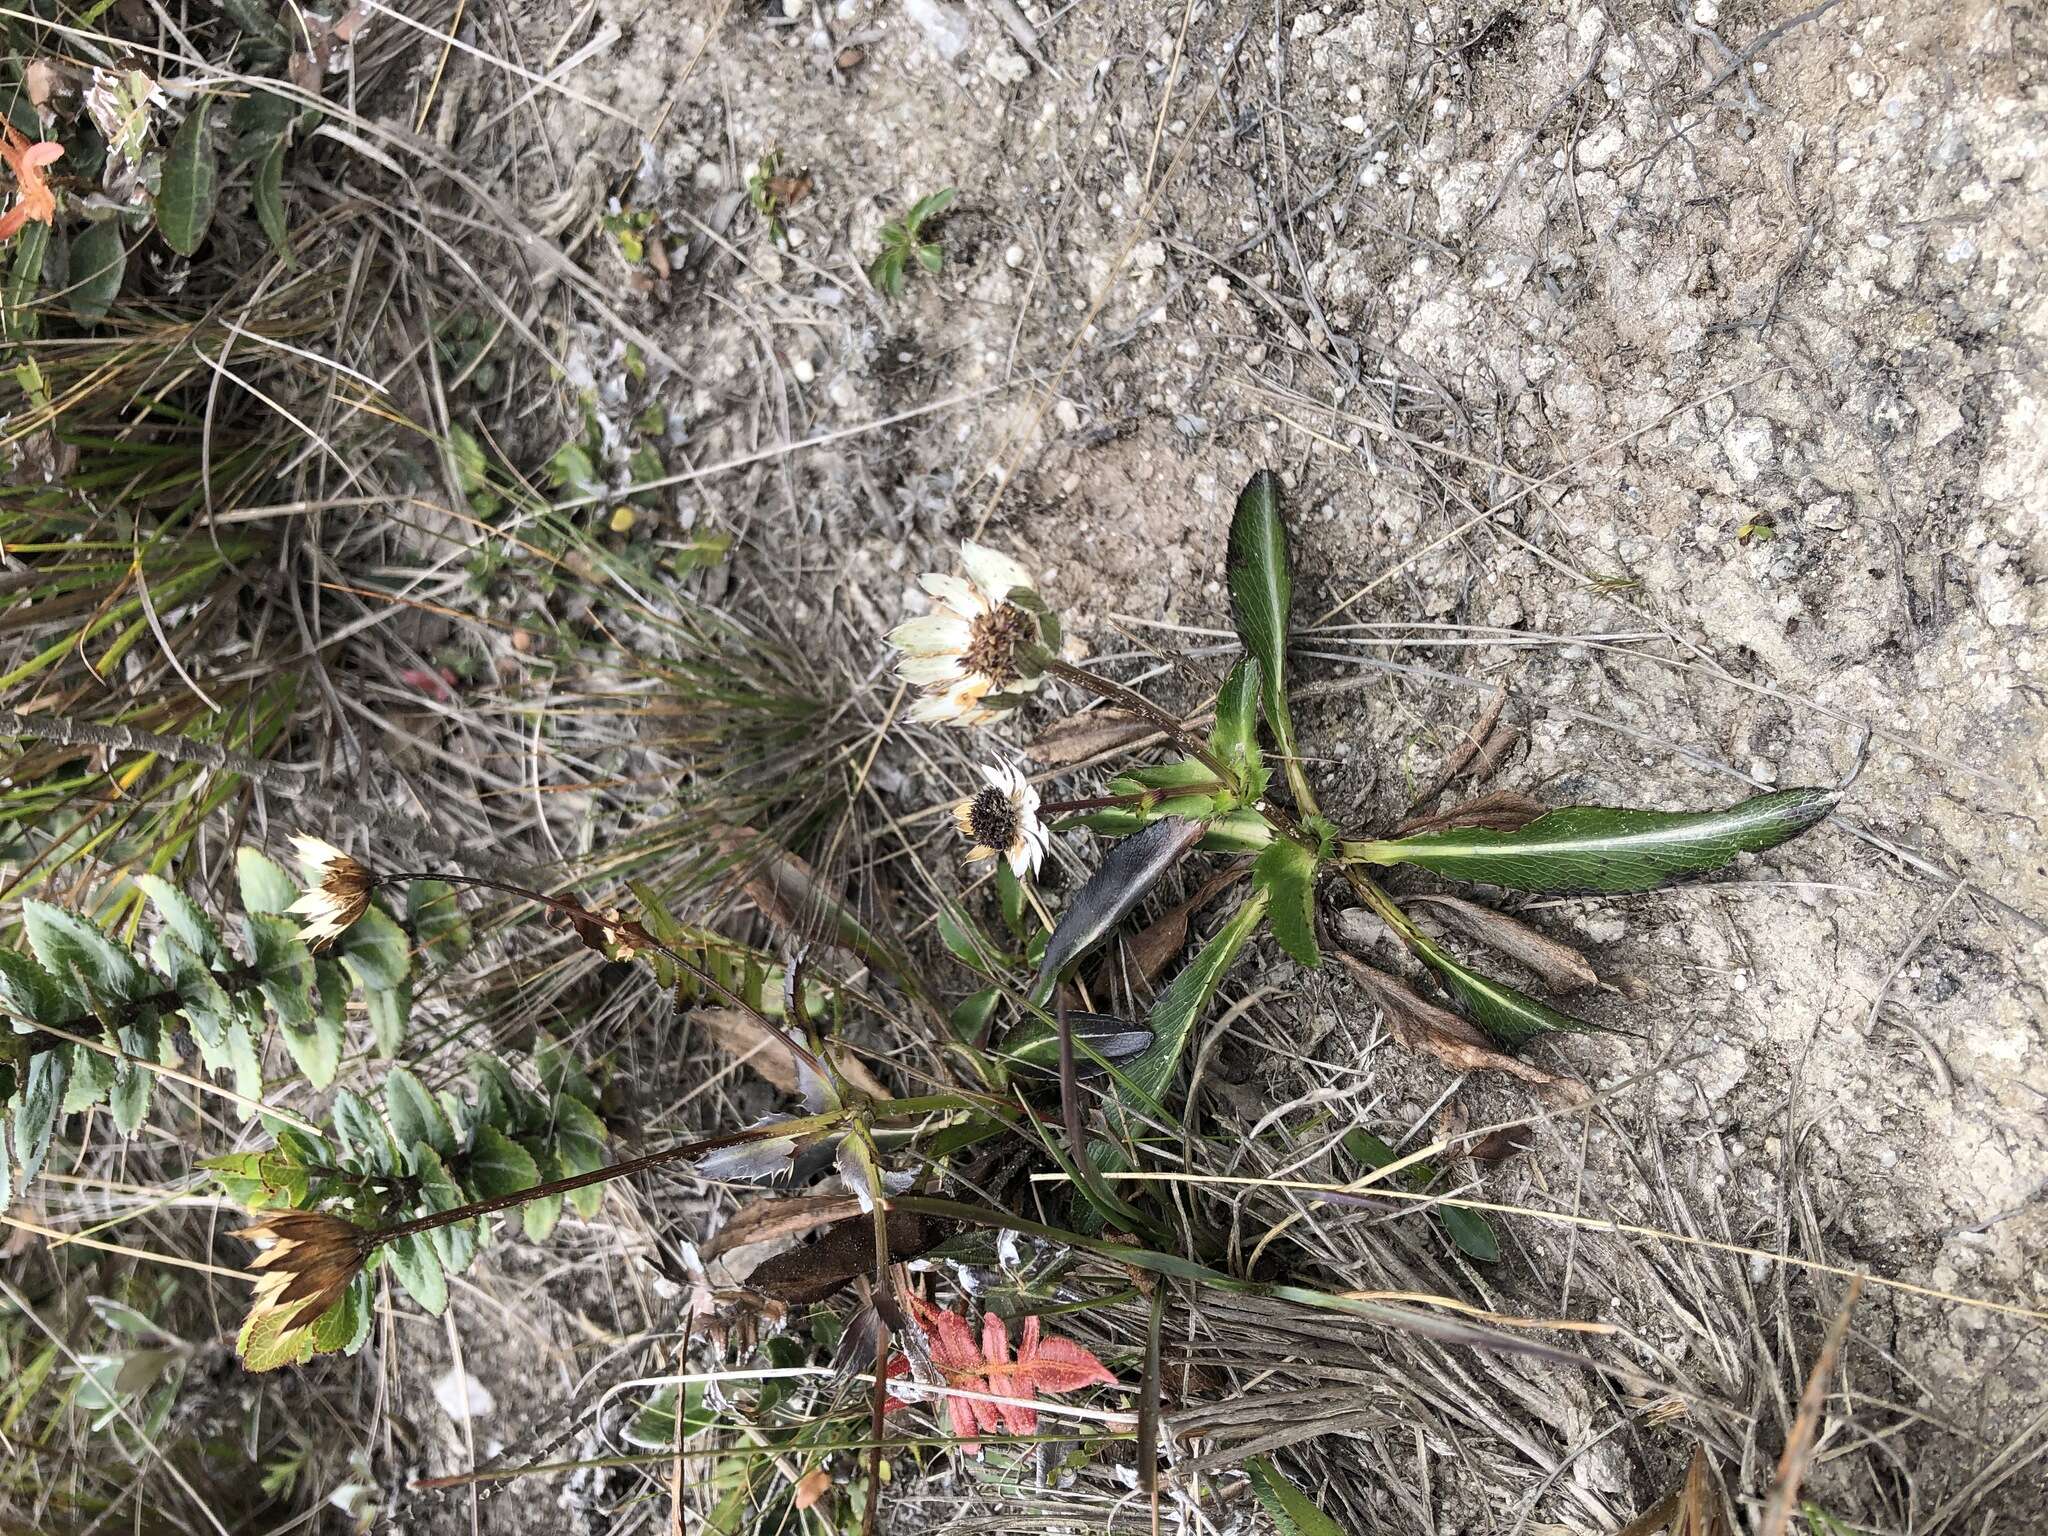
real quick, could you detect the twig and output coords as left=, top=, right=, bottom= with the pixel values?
left=1758, top=1274, right=1864, bottom=1536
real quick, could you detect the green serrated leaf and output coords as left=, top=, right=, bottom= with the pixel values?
left=1345, top=787, right=1840, bottom=894
left=1411, top=931, right=1598, bottom=1048
left=385, top=1067, right=454, bottom=1158
left=330, top=1087, right=395, bottom=1173
left=63, top=1043, right=114, bottom=1112
left=252, top=135, right=290, bottom=262
left=521, top=1141, right=564, bottom=1242
left=1253, top=837, right=1320, bottom=968
left=467, top=1123, right=540, bottom=1199
left=108, top=1023, right=156, bottom=1133
left=224, top=1022, right=264, bottom=1114
left=339, top=903, right=409, bottom=990
left=157, top=97, right=219, bottom=256
left=12, top=1050, right=66, bottom=1185
left=22, top=901, right=152, bottom=1006
left=0, top=949, right=70, bottom=1026
left=469, top=1052, right=536, bottom=1133
left=236, top=1305, right=316, bottom=1372
left=246, top=914, right=314, bottom=1027
left=67, top=219, right=127, bottom=325
left=384, top=1232, right=447, bottom=1315
left=135, top=875, right=228, bottom=967
left=1245, top=1456, right=1349, bottom=1536
left=548, top=1096, right=608, bottom=1219
left=414, top=1142, right=476, bottom=1276
left=367, top=982, right=410, bottom=1058
left=236, top=847, right=298, bottom=915
left=1209, top=657, right=1264, bottom=792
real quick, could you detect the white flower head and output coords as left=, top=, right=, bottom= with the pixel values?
left=953, top=760, right=1049, bottom=880
left=886, top=541, right=1055, bottom=728
left=285, top=833, right=373, bottom=948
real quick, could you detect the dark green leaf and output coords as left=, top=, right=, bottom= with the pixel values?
left=623, top=1381, right=715, bottom=1448
left=367, top=981, right=409, bottom=1057
left=0, top=948, right=70, bottom=1026
left=1253, top=837, right=1320, bottom=968
left=995, top=860, right=1028, bottom=939
left=67, top=219, right=126, bottom=325
left=408, top=879, right=471, bottom=964
left=108, top=1023, right=155, bottom=1133
left=330, top=1087, right=395, bottom=1173
left=1346, top=787, right=1839, bottom=894
left=135, top=875, right=227, bottom=967
left=998, top=1012, right=1153, bottom=1078
left=415, top=1142, right=476, bottom=1275
left=253, top=135, right=290, bottom=262
left=339, top=903, right=409, bottom=991
left=949, top=986, right=1001, bottom=1042
left=467, top=1124, right=540, bottom=1199
left=935, top=900, right=1000, bottom=974
left=12, top=1050, right=66, bottom=1184
left=236, top=847, right=298, bottom=915
left=1245, top=1456, right=1349, bottom=1536
left=1341, top=1128, right=1497, bottom=1263
left=548, top=1096, right=608, bottom=1218
left=1030, top=817, right=1204, bottom=1003
left=1208, top=657, right=1263, bottom=790
left=385, top=1066, right=454, bottom=1157
left=1226, top=470, right=1307, bottom=803
left=384, top=1232, right=447, bottom=1315
left=63, top=1043, right=114, bottom=1112
left=470, top=1051, right=538, bottom=1133
left=534, top=1031, right=599, bottom=1109
left=157, top=98, right=219, bottom=256
left=906, top=187, right=957, bottom=229
left=1411, top=931, right=1599, bottom=1048
left=246, top=914, right=313, bottom=1026
left=22, top=901, right=152, bottom=1006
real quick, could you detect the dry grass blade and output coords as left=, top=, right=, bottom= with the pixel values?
left=1759, top=1275, right=1865, bottom=1536
left=691, top=1007, right=890, bottom=1101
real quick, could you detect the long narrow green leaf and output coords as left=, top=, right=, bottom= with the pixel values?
left=1226, top=470, right=1311, bottom=806
left=1345, top=786, right=1837, bottom=894
left=1246, top=1457, right=1350, bottom=1536
left=1115, top=889, right=1268, bottom=1112
left=1411, top=931, right=1598, bottom=1047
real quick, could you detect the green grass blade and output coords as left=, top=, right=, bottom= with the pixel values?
left=1346, top=786, right=1838, bottom=894
left=1227, top=470, right=1312, bottom=806
left=1245, top=1456, right=1351, bottom=1536
left=1411, top=930, right=1600, bottom=1047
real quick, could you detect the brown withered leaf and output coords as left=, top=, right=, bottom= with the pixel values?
left=1617, top=1447, right=1733, bottom=1536
left=1392, top=789, right=1546, bottom=838
left=793, top=1467, right=832, bottom=1511
left=704, top=1194, right=864, bottom=1261
left=1411, top=685, right=1509, bottom=808
left=1410, top=894, right=1600, bottom=992
left=748, top=1210, right=938, bottom=1305
left=710, top=826, right=896, bottom=975
left=1467, top=1125, right=1535, bottom=1162
left=1024, top=708, right=1156, bottom=768
left=692, top=1007, right=890, bottom=1101
left=1337, top=952, right=1588, bottom=1104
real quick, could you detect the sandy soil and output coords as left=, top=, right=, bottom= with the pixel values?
left=389, top=0, right=2046, bottom=1528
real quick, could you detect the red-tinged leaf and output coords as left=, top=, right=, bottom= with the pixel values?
left=399, top=666, right=456, bottom=700
left=905, top=1294, right=1118, bottom=1450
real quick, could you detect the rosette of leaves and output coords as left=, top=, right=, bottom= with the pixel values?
left=0, top=846, right=425, bottom=1203
left=207, top=1037, right=610, bottom=1369
left=1018, top=471, right=1838, bottom=1225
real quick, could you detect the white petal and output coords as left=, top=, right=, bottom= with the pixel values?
left=1008, top=672, right=1046, bottom=695
left=908, top=691, right=972, bottom=725
left=896, top=653, right=965, bottom=685
left=919, top=572, right=984, bottom=616
left=285, top=889, right=330, bottom=919
left=1008, top=831, right=1043, bottom=881
left=886, top=614, right=972, bottom=654
left=1015, top=775, right=1042, bottom=822
left=960, top=541, right=1034, bottom=605
left=289, top=833, right=346, bottom=869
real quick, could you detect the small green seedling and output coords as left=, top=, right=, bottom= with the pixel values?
left=868, top=187, right=956, bottom=299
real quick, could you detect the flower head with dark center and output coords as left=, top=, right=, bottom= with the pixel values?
left=953, top=761, right=1048, bottom=879
left=234, top=1209, right=371, bottom=1339
left=886, top=543, right=1052, bottom=727
left=285, top=834, right=373, bottom=948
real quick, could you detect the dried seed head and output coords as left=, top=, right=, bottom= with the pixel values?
left=285, top=834, right=374, bottom=948
left=952, top=761, right=1049, bottom=880
left=961, top=602, right=1035, bottom=690
left=234, top=1210, right=371, bottom=1338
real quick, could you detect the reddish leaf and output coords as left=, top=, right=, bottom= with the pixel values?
left=903, top=1294, right=1117, bottom=1450
left=0, top=121, right=63, bottom=242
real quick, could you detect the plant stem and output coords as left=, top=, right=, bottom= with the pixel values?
left=1038, top=657, right=1236, bottom=788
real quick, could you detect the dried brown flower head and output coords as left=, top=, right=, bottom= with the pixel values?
left=235, top=1209, right=371, bottom=1335
left=285, top=833, right=374, bottom=947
